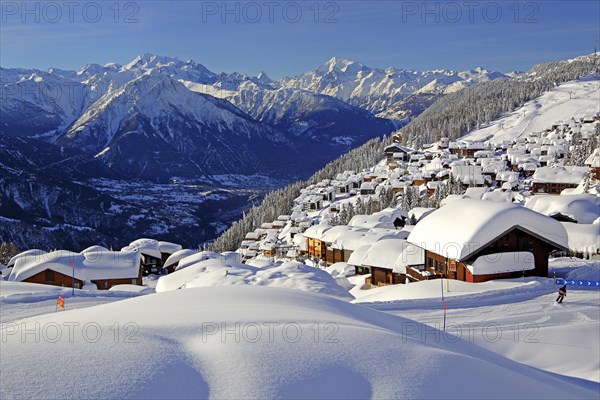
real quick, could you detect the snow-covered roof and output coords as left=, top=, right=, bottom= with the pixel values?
left=560, top=220, right=600, bottom=256
left=303, top=224, right=332, bottom=240
left=451, top=165, right=484, bottom=184
left=525, top=194, right=600, bottom=224
left=351, top=238, right=424, bottom=274
left=163, top=249, right=198, bottom=269
left=532, top=166, right=588, bottom=184
left=374, top=207, right=408, bottom=220
left=408, top=199, right=569, bottom=260
left=464, top=187, right=489, bottom=200
left=467, top=252, right=535, bottom=275
left=292, top=233, right=308, bottom=251
left=81, top=245, right=110, bottom=256
left=7, top=249, right=47, bottom=268
left=8, top=250, right=141, bottom=282
left=122, top=238, right=162, bottom=259
left=408, top=207, right=435, bottom=222
left=158, top=241, right=183, bottom=255
left=320, top=226, right=367, bottom=244
left=348, top=214, right=393, bottom=228
left=175, top=251, right=222, bottom=271
left=328, top=228, right=401, bottom=251
left=384, top=144, right=413, bottom=154
left=481, top=190, right=514, bottom=203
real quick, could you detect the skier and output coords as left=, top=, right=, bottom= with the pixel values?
left=556, top=285, right=567, bottom=303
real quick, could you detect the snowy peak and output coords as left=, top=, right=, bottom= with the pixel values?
left=320, top=57, right=370, bottom=74
left=256, top=70, right=273, bottom=84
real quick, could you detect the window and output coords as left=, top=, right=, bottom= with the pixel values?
left=132, top=279, right=137, bottom=285
left=104, top=282, right=109, bottom=289
left=45, top=269, right=55, bottom=281
left=526, top=241, right=534, bottom=252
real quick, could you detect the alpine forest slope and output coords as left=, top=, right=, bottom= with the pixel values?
left=0, top=54, right=507, bottom=250
left=209, top=53, right=599, bottom=252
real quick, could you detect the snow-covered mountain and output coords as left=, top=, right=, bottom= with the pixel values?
left=58, top=72, right=295, bottom=179
left=1, top=54, right=403, bottom=180
left=280, top=57, right=508, bottom=120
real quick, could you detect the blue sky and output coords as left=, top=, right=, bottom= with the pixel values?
left=1, top=1, right=598, bottom=78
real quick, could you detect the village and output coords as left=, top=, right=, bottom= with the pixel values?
left=2, top=106, right=599, bottom=297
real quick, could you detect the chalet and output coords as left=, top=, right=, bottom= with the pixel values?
left=317, top=187, right=336, bottom=202
left=360, top=182, right=377, bottom=195
left=374, top=207, right=409, bottom=228
left=560, top=220, right=600, bottom=259
left=451, top=165, right=485, bottom=187
left=329, top=202, right=341, bottom=213
left=7, top=250, right=142, bottom=290
left=519, top=162, right=538, bottom=177
left=363, top=173, right=379, bottom=183
left=272, top=220, right=286, bottom=229
left=323, top=227, right=401, bottom=266
left=260, top=242, right=278, bottom=257
left=584, top=148, right=600, bottom=179
left=319, top=226, right=369, bottom=265
left=449, top=141, right=486, bottom=158
left=531, top=166, right=588, bottom=194
left=302, top=195, right=323, bottom=211
left=384, top=144, right=413, bottom=163
left=304, top=224, right=332, bottom=260
left=249, top=229, right=265, bottom=241
left=332, top=180, right=351, bottom=194
left=407, top=199, right=569, bottom=282
left=525, top=194, right=600, bottom=224
left=348, top=175, right=364, bottom=189
left=163, top=249, right=197, bottom=274
left=390, top=179, right=408, bottom=194
left=480, top=159, right=507, bottom=179
left=292, top=233, right=308, bottom=256
left=122, top=238, right=164, bottom=275
left=497, top=171, right=519, bottom=184
left=158, top=241, right=183, bottom=265
left=411, top=173, right=426, bottom=187
left=348, top=239, right=424, bottom=286
left=243, top=250, right=258, bottom=259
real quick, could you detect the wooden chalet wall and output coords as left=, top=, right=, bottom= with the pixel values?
left=24, top=270, right=84, bottom=289
left=424, top=226, right=556, bottom=282
left=370, top=266, right=405, bottom=286
left=531, top=182, right=578, bottom=194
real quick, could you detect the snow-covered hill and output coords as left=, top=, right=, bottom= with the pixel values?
left=464, top=78, right=600, bottom=144
left=1, top=285, right=597, bottom=399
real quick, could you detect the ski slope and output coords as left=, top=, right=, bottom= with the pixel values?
left=464, top=78, right=600, bottom=143
left=1, top=286, right=598, bottom=399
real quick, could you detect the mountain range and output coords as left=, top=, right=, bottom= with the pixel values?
left=1, top=54, right=507, bottom=181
